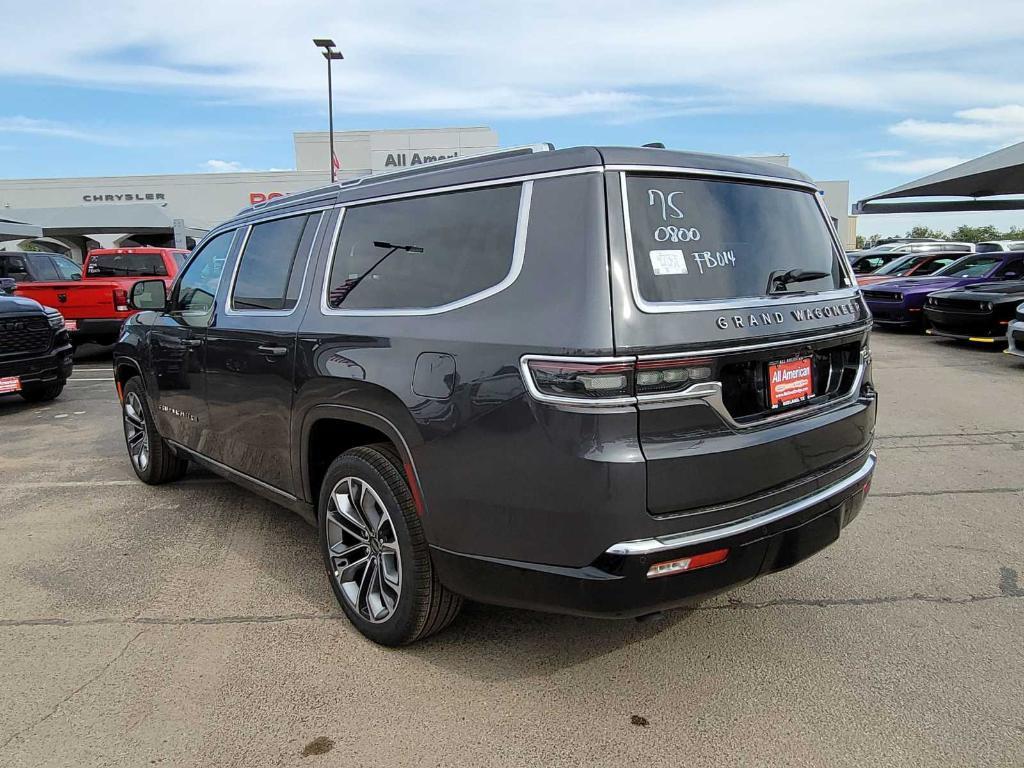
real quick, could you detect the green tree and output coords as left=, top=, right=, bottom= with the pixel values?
left=949, top=225, right=1001, bottom=243
left=906, top=226, right=945, bottom=239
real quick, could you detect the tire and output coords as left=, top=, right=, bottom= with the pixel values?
left=19, top=380, right=64, bottom=402
left=319, top=445, right=462, bottom=646
left=121, top=377, right=188, bottom=485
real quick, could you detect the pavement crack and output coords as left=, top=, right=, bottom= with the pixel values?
left=0, top=613, right=342, bottom=629
left=708, top=592, right=1005, bottom=611
left=1, top=628, right=145, bottom=751
left=870, top=487, right=1023, bottom=499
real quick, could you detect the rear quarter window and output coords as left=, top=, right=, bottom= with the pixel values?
left=326, top=183, right=523, bottom=311
left=625, top=175, right=843, bottom=303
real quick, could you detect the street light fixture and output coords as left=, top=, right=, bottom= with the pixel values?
left=312, top=38, right=344, bottom=183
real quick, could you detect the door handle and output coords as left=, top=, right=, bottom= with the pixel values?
left=180, top=338, right=202, bottom=348
left=257, top=345, right=288, bottom=357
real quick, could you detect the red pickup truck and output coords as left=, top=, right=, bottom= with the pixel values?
left=11, top=248, right=188, bottom=346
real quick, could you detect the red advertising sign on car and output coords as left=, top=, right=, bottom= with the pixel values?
left=768, top=357, right=813, bottom=409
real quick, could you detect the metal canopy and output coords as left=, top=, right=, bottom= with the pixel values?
left=0, top=204, right=206, bottom=238
left=0, top=215, right=43, bottom=240
left=853, top=140, right=1024, bottom=215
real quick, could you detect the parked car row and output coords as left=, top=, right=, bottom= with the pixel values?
left=857, top=249, right=1024, bottom=354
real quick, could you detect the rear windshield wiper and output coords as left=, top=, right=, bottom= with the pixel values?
left=767, top=268, right=830, bottom=294
left=330, top=240, right=424, bottom=306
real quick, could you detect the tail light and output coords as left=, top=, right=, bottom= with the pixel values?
left=521, top=356, right=716, bottom=405
left=114, top=288, right=129, bottom=312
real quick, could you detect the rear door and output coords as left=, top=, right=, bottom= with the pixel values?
left=203, top=210, right=324, bottom=493
left=608, top=170, right=872, bottom=524
left=146, top=229, right=237, bottom=448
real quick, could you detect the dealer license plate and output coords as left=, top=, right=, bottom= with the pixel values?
left=0, top=376, right=22, bottom=394
left=768, top=357, right=813, bottom=409
left=65, top=320, right=78, bottom=332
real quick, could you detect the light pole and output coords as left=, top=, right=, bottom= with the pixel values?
left=313, top=38, right=344, bottom=183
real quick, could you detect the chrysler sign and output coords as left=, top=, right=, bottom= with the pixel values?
left=82, top=192, right=166, bottom=203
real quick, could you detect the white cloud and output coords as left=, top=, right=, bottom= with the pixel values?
left=0, top=115, right=128, bottom=145
left=200, top=159, right=290, bottom=173
left=201, top=159, right=248, bottom=172
left=889, top=104, right=1024, bottom=144
left=858, top=150, right=905, bottom=159
left=0, top=1, right=1022, bottom=120
left=866, top=156, right=967, bottom=175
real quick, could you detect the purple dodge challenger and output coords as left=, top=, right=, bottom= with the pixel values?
left=863, top=252, right=1024, bottom=328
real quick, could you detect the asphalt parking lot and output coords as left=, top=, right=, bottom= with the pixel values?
left=1, top=334, right=1022, bottom=767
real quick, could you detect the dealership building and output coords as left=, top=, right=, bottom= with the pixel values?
left=0, top=126, right=854, bottom=259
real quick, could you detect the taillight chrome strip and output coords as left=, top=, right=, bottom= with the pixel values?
left=635, top=323, right=870, bottom=361
left=605, top=452, right=876, bottom=555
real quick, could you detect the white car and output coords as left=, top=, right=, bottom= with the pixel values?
left=1007, top=302, right=1024, bottom=359
left=977, top=240, right=1024, bottom=253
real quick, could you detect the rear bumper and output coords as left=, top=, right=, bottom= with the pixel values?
left=432, top=452, right=875, bottom=618
left=868, top=308, right=919, bottom=327
left=0, top=342, right=74, bottom=386
left=71, top=318, right=126, bottom=342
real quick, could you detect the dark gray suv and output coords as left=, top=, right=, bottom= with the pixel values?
left=113, top=145, right=877, bottom=645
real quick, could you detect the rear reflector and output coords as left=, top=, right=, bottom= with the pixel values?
left=646, top=548, right=729, bottom=579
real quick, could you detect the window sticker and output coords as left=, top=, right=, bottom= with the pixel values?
left=649, top=250, right=688, bottom=276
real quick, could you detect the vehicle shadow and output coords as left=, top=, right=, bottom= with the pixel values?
left=405, top=600, right=696, bottom=682
left=183, top=481, right=698, bottom=681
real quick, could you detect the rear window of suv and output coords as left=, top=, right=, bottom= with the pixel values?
left=625, top=175, right=843, bottom=303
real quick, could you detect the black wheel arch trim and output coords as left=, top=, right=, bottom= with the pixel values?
left=298, top=403, right=428, bottom=516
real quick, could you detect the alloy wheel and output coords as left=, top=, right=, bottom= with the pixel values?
left=123, top=391, right=151, bottom=472
left=325, top=477, right=402, bottom=623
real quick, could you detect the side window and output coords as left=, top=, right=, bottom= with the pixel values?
left=30, top=254, right=60, bottom=281
left=916, top=258, right=954, bottom=275
left=51, top=256, right=82, bottom=280
left=174, top=231, right=235, bottom=321
left=230, top=213, right=318, bottom=312
left=997, top=258, right=1024, bottom=278
left=327, top=184, right=522, bottom=310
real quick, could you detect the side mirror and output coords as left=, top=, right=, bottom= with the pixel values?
left=130, top=279, right=167, bottom=311
left=0, top=277, right=15, bottom=296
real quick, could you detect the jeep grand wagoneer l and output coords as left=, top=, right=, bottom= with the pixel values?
left=113, top=145, right=877, bottom=645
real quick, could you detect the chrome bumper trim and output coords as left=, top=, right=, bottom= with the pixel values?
left=605, top=451, right=877, bottom=555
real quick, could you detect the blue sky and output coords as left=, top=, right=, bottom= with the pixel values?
left=2, top=0, right=1024, bottom=237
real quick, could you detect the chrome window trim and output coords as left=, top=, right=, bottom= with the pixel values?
left=169, top=227, right=241, bottom=317
left=605, top=164, right=821, bottom=192
left=320, top=180, right=535, bottom=317
left=202, top=203, right=335, bottom=244
left=224, top=211, right=324, bottom=317
left=617, top=171, right=859, bottom=315
left=519, top=354, right=637, bottom=408
left=250, top=191, right=339, bottom=212
left=337, top=166, right=600, bottom=209
left=605, top=451, right=876, bottom=555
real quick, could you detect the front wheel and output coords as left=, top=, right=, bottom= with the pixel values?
left=319, top=445, right=462, bottom=646
left=121, top=377, right=188, bottom=484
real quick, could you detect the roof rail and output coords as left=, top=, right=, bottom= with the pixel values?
left=243, top=143, right=553, bottom=215
left=336, top=143, right=554, bottom=190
